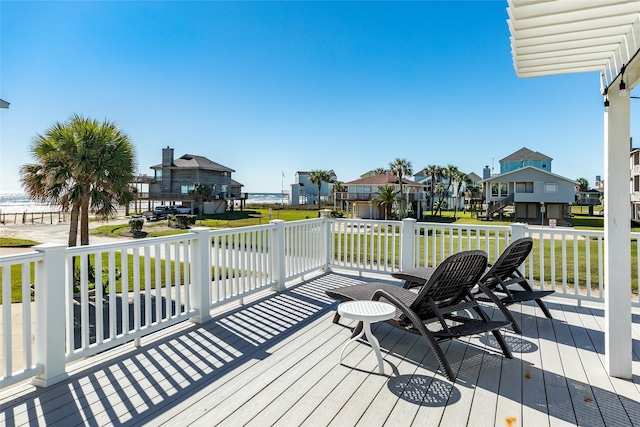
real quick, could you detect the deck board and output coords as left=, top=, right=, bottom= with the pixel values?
left=2, top=271, right=640, bottom=426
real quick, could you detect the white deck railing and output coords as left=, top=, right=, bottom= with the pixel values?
left=1, top=217, right=638, bottom=389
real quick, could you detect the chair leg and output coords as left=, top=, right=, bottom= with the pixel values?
left=421, top=333, right=456, bottom=381
left=535, top=299, right=553, bottom=319
left=332, top=311, right=341, bottom=324
left=491, top=330, right=513, bottom=359
left=499, top=305, right=522, bottom=334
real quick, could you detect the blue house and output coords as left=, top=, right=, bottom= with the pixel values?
left=500, top=147, right=552, bottom=174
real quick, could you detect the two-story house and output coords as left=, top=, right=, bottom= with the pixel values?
left=290, top=170, right=338, bottom=206
left=336, top=172, right=425, bottom=219
left=481, top=148, right=576, bottom=223
left=145, top=146, right=246, bottom=214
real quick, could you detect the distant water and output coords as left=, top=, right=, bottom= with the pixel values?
left=0, top=192, right=288, bottom=213
left=245, top=193, right=289, bottom=205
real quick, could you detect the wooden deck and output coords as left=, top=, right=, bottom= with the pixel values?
left=2, top=272, right=640, bottom=426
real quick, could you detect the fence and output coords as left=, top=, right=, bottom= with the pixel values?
left=1, top=217, right=637, bottom=389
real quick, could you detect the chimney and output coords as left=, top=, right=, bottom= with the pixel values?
left=387, top=170, right=395, bottom=183
left=162, top=146, right=174, bottom=167
left=483, top=165, right=491, bottom=180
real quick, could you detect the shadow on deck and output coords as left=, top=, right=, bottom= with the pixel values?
left=2, top=272, right=640, bottom=426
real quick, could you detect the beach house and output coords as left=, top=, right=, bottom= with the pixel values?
left=336, top=172, right=425, bottom=219
left=145, top=146, right=246, bottom=213
left=481, top=147, right=576, bottom=223
left=289, top=170, right=337, bottom=206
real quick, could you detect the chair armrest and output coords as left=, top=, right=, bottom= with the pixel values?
left=391, top=267, right=436, bottom=289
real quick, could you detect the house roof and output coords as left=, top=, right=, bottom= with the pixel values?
left=500, top=147, right=552, bottom=163
left=296, top=170, right=337, bottom=176
left=152, top=154, right=235, bottom=172
left=480, top=165, right=576, bottom=184
left=467, top=172, right=482, bottom=183
left=230, top=179, right=244, bottom=187
left=345, top=173, right=423, bottom=187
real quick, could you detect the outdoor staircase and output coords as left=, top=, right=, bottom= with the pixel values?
left=486, top=193, right=514, bottom=220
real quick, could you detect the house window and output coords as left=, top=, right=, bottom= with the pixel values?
left=491, top=183, right=508, bottom=198
left=544, top=183, right=558, bottom=193
left=542, top=162, right=547, bottom=168
left=181, top=185, right=194, bottom=194
left=155, top=170, right=162, bottom=182
left=516, top=182, right=533, bottom=193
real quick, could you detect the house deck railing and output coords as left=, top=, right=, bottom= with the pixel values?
left=1, top=217, right=638, bottom=390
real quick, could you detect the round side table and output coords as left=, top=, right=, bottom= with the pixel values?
left=337, top=300, right=396, bottom=374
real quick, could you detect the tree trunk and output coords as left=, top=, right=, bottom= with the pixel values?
left=80, top=197, right=90, bottom=246
left=68, top=203, right=80, bottom=247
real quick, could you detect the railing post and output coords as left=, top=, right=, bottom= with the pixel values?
left=31, top=243, right=68, bottom=388
left=190, top=227, right=212, bottom=324
left=319, top=211, right=332, bottom=271
left=510, top=222, right=528, bottom=241
left=401, top=218, right=417, bottom=271
left=270, top=219, right=286, bottom=291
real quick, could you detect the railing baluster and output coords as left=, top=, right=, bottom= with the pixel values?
left=2, top=265, right=12, bottom=377
left=21, top=263, right=32, bottom=369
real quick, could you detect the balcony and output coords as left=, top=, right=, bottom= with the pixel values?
left=335, top=192, right=427, bottom=202
left=1, top=219, right=639, bottom=425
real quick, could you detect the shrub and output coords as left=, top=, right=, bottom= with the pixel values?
left=330, top=210, right=345, bottom=218
left=128, top=218, right=144, bottom=236
left=168, top=214, right=196, bottom=229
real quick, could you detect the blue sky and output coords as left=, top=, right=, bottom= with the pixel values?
left=1, top=1, right=635, bottom=194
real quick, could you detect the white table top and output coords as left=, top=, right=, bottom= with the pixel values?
left=338, top=300, right=396, bottom=322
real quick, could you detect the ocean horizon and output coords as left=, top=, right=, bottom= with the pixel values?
left=0, top=192, right=289, bottom=214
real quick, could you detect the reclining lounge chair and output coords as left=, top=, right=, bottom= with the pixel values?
left=325, top=250, right=513, bottom=381
left=475, top=237, right=555, bottom=334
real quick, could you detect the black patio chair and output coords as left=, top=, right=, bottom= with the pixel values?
left=474, top=237, right=555, bottom=334
left=325, top=250, right=513, bottom=381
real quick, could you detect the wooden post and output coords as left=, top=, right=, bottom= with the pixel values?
left=401, top=218, right=417, bottom=271
left=604, top=88, right=632, bottom=379
left=31, top=243, right=69, bottom=387
left=270, top=220, right=286, bottom=291
left=190, top=227, right=212, bottom=324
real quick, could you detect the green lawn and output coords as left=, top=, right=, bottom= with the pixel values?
left=4, top=204, right=637, bottom=303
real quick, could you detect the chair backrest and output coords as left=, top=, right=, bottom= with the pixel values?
left=480, top=237, right=533, bottom=287
left=409, top=250, right=488, bottom=320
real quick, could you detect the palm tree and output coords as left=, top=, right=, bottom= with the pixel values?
left=425, top=165, right=442, bottom=215
left=389, top=158, right=413, bottom=213
left=308, top=170, right=332, bottom=209
left=331, top=180, right=347, bottom=210
left=189, top=183, right=213, bottom=218
left=436, top=164, right=459, bottom=216
left=453, top=171, right=472, bottom=219
left=576, top=177, right=589, bottom=192
left=370, top=185, right=399, bottom=220
left=20, top=114, right=135, bottom=247
left=434, top=182, right=446, bottom=216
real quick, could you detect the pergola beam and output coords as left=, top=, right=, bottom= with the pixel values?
left=507, top=0, right=640, bottom=380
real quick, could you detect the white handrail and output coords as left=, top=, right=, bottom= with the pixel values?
left=1, top=218, right=639, bottom=389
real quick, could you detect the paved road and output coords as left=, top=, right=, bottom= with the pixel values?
left=0, top=218, right=131, bottom=256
